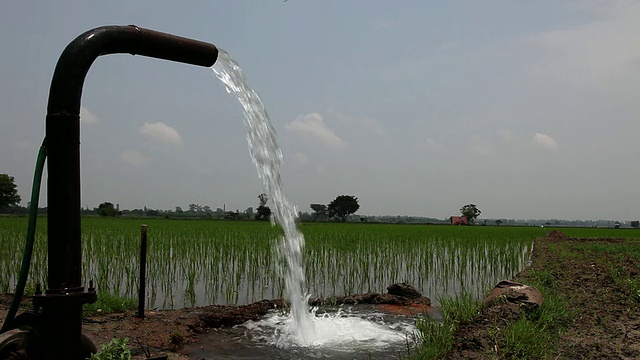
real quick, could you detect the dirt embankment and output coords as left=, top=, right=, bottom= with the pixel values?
left=447, top=231, right=640, bottom=359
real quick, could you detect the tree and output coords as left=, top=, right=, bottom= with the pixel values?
left=327, top=195, right=360, bottom=222
left=258, top=193, right=268, bottom=207
left=297, top=211, right=313, bottom=222
left=255, top=193, right=271, bottom=221
left=97, top=202, right=118, bottom=217
left=460, top=204, right=481, bottom=224
left=243, top=207, right=254, bottom=219
left=0, top=174, right=21, bottom=209
left=631, top=221, right=639, bottom=229
left=495, top=219, right=503, bottom=226
left=310, top=204, right=328, bottom=221
left=146, top=208, right=160, bottom=217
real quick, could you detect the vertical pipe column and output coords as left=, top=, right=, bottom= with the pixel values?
left=41, top=25, right=217, bottom=359
left=43, top=113, right=85, bottom=360
left=40, top=302, right=84, bottom=359
left=137, top=224, right=148, bottom=318
left=46, top=114, right=82, bottom=291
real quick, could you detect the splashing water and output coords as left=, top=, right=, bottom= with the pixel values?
left=243, top=307, right=417, bottom=350
left=212, top=49, right=315, bottom=342
left=183, top=306, right=418, bottom=359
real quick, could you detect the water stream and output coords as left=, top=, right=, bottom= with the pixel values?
left=210, top=50, right=416, bottom=354
left=212, top=49, right=315, bottom=341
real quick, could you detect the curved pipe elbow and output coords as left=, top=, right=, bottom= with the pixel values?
left=47, top=25, right=219, bottom=115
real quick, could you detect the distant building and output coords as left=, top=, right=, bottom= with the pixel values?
left=224, top=211, right=240, bottom=220
left=450, top=216, right=468, bottom=225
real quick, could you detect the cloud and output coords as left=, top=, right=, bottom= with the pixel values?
left=528, top=1, right=640, bottom=83
left=14, top=140, right=33, bottom=150
left=285, top=113, right=346, bottom=150
left=497, top=129, right=514, bottom=143
left=292, top=153, right=310, bottom=165
left=330, top=109, right=386, bottom=136
left=532, top=133, right=559, bottom=151
left=469, top=142, right=495, bottom=156
left=80, top=106, right=99, bottom=125
left=373, top=20, right=395, bottom=30
left=426, top=138, right=443, bottom=150
left=139, top=122, right=183, bottom=146
left=120, top=150, right=150, bottom=166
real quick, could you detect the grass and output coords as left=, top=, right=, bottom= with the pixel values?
left=499, top=276, right=572, bottom=359
left=431, top=230, right=640, bottom=359
left=83, top=292, right=137, bottom=316
left=547, top=227, right=640, bottom=239
left=410, top=235, right=583, bottom=360
left=627, top=278, right=640, bottom=303
left=569, top=238, right=640, bottom=305
left=0, top=218, right=540, bottom=310
left=411, top=292, right=483, bottom=359
left=90, top=338, right=131, bottom=360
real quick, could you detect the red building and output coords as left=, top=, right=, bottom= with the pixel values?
left=450, top=216, right=468, bottom=225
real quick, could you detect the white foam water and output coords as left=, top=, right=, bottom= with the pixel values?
left=242, top=308, right=416, bottom=351
left=181, top=307, right=419, bottom=360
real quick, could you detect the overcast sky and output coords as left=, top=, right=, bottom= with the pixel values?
left=2, top=1, right=639, bottom=221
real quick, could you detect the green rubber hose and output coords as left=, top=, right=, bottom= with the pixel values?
left=1, top=140, right=46, bottom=333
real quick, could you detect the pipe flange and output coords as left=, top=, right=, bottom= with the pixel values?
left=32, top=290, right=97, bottom=307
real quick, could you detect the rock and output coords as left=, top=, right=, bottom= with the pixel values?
left=309, top=283, right=430, bottom=307
left=199, top=299, right=286, bottom=328
left=484, top=280, right=543, bottom=308
left=387, top=283, right=422, bottom=299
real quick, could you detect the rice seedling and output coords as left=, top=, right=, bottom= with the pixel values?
left=0, top=217, right=541, bottom=309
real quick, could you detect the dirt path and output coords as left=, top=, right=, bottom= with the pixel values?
left=447, top=232, right=640, bottom=359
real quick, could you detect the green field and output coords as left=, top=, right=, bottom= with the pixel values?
left=544, top=226, right=640, bottom=239
left=0, top=217, right=558, bottom=309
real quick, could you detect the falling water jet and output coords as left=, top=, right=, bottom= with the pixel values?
left=212, top=49, right=316, bottom=341
left=210, top=50, right=418, bottom=355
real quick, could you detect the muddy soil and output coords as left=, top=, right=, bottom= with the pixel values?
left=0, top=297, right=287, bottom=359
left=0, top=285, right=428, bottom=358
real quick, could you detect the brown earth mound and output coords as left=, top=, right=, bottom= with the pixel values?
left=309, top=282, right=431, bottom=307
left=310, top=282, right=433, bottom=316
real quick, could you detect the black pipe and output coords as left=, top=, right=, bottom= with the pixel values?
left=136, top=225, right=148, bottom=319
left=47, top=25, right=218, bottom=115
left=42, top=25, right=217, bottom=359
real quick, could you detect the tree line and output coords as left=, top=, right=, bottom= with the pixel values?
left=92, top=194, right=362, bottom=222
left=3, top=172, right=640, bottom=227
